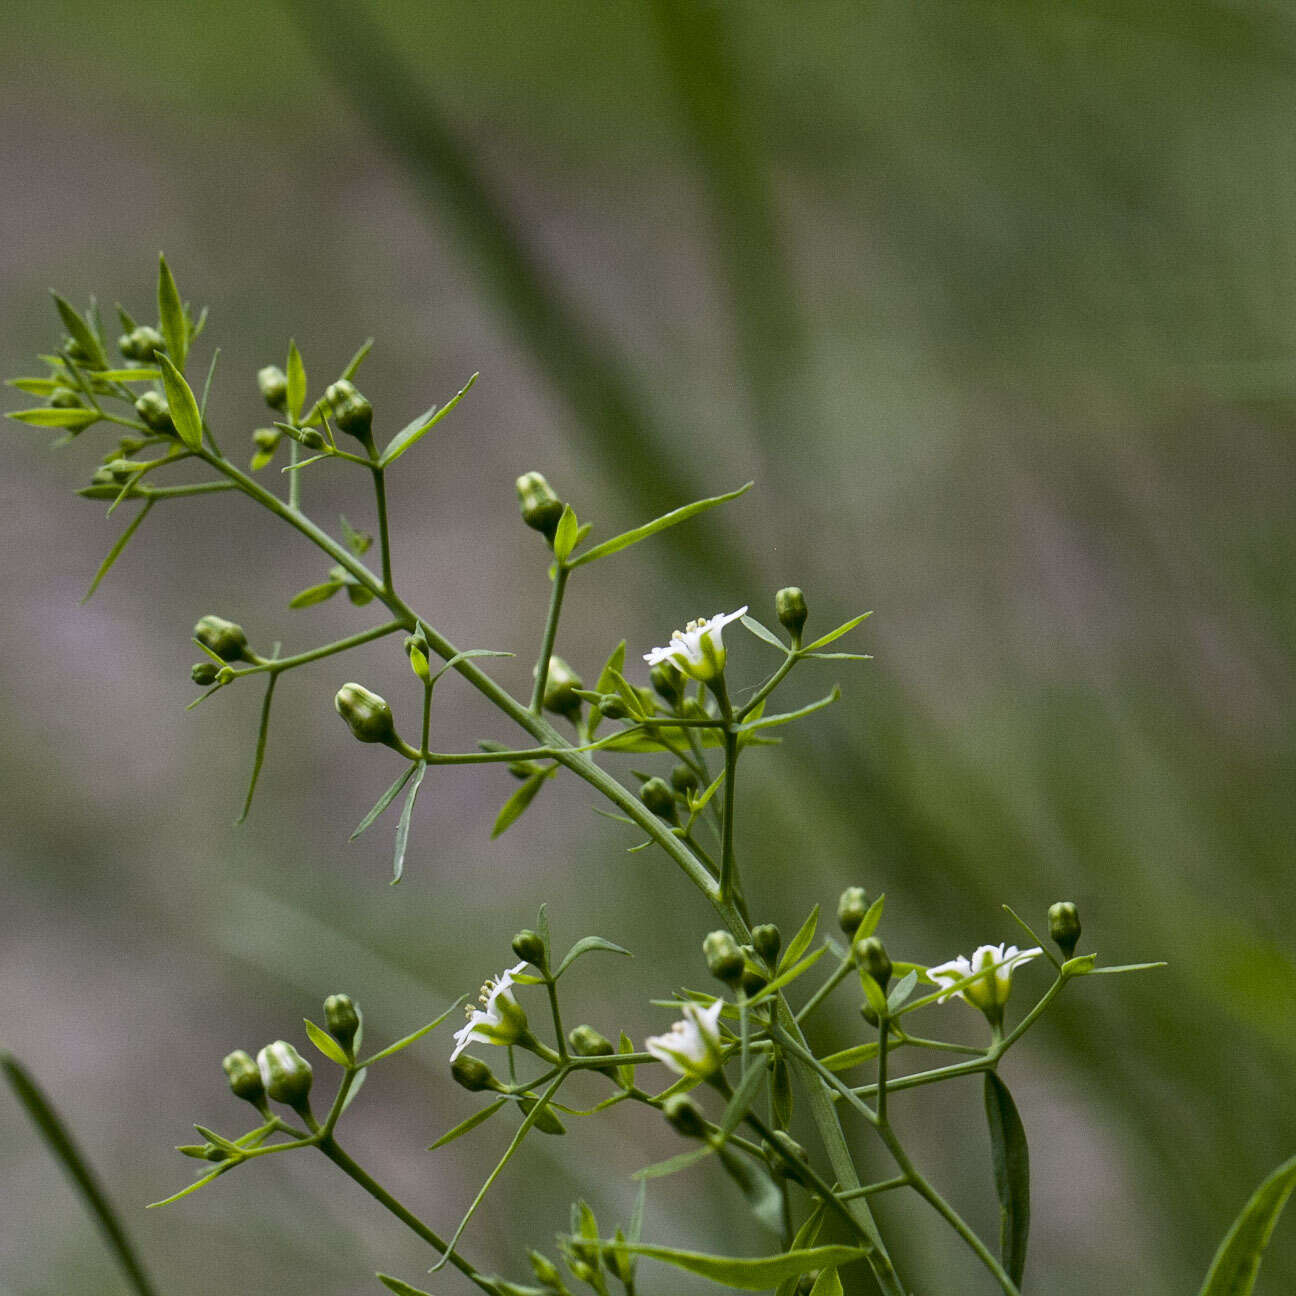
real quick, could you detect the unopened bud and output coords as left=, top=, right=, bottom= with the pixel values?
left=324, top=993, right=361, bottom=1053
left=134, top=390, right=173, bottom=433
left=519, top=1095, right=566, bottom=1135
left=120, top=325, right=164, bottom=361
left=775, top=587, right=808, bottom=641
left=856, top=936, right=892, bottom=989
left=752, top=923, right=781, bottom=964
left=529, top=1252, right=567, bottom=1291
left=597, top=695, right=628, bottom=720
left=640, top=776, right=677, bottom=823
left=191, top=661, right=219, bottom=686
left=703, top=930, right=745, bottom=984
left=1048, top=901, right=1082, bottom=960
left=194, top=614, right=249, bottom=663
left=325, top=379, right=373, bottom=438
left=257, top=365, right=288, bottom=411
left=568, top=1025, right=614, bottom=1060
left=256, top=1040, right=313, bottom=1112
left=403, top=634, right=432, bottom=683
left=512, top=929, right=546, bottom=967
left=451, top=1055, right=500, bottom=1093
left=252, top=426, right=281, bottom=453
left=670, top=763, right=699, bottom=794
left=662, top=1093, right=708, bottom=1138
left=649, top=661, right=684, bottom=706
left=222, top=1049, right=266, bottom=1107
left=740, top=946, right=768, bottom=995
left=49, top=386, right=83, bottom=409
left=516, top=471, right=564, bottom=541
left=540, top=657, right=583, bottom=720
left=837, top=886, right=870, bottom=936
left=333, top=682, right=398, bottom=745
left=299, top=427, right=326, bottom=450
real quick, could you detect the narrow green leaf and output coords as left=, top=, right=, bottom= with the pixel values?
left=719, top=1056, right=770, bottom=1140
left=617, top=1030, right=636, bottom=1091
left=820, top=1041, right=880, bottom=1072
left=859, top=969, right=889, bottom=1020
left=552, top=504, right=579, bottom=562
left=339, top=1067, right=367, bottom=1115
left=115, top=303, right=138, bottom=333
left=289, top=581, right=342, bottom=609
left=588, top=639, right=627, bottom=739
left=428, top=648, right=514, bottom=686
left=804, top=651, right=872, bottom=660
left=98, top=368, right=165, bottom=383
left=81, top=499, right=155, bottom=603
left=1002, top=904, right=1062, bottom=970
left=737, top=686, right=840, bottom=733
left=377, top=1274, right=437, bottom=1296
left=887, top=968, right=919, bottom=1012
left=198, top=347, right=220, bottom=423
left=156, top=255, right=187, bottom=371
left=687, top=767, right=726, bottom=817
left=3, top=1053, right=159, bottom=1294
left=749, top=945, right=828, bottom=1003
left=52, top=293, right=108, bottom=369
left=340, top=514, right=373, bottom=555
left=350, top=763, right=418, bottom=841
left=357, top=995, right=466, bottom=1067
left=155, top=352, right=203, bottom=451
left=1087, top=961, right=1169, bottom=975
left=569, top=482, right=753, bottom=568
left=717, top=1143, right=784, bottom=1235
left=855, top=893, right=885, bottom=941
left=775, top=1206, right=826, bottom=1296
left=379, top=372, right=477, bottom=466
left=612, top=1242, right=864, bottom=1289
left=146, top=1162, right=232, bottom=1208
left=374, top=403, right=437, bottom=464
left=984, top=1072, right=1030, bottom=1287
left=778, top=905, right=819, bottom=974
left=236, top=672, right=278, bottom=823
left=7, top=377, right=61, bottom=395
left=7, top=407, right=101, bottom=429
left=1197, top=1152, right=1296, bottom=1296
left=809, top=1267, right=843, bottom=1296
left=554, top=935, right=632, bottom=979
left=801, top=611, right=873, bottom=653
left=341, top=337, right=374, bottom=380
left=740, top=614, right=787, bottom=650
left=427, top=1098, right=508, bottom=1150
left=286, top=340, right=306, bottom=422
left=304, top=1018, right=351, bottom=1066
left=391, top=759, right=428, bottom=884
left=491, top=766, right=556, bottom=839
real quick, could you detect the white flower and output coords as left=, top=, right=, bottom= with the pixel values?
left=927, top=944, right=1042, bottom=1023
left=451, top=961, right=530, bottom=1061
left=643, top=607, right=748, bottom=683
left=644, top=999, right=726, bottom=1079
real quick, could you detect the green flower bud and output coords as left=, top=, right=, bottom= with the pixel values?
left=568, top=1024, right=614, bottom=1059
left=403, top=634, right=432, bottom=683
left=299, top=427, right=326, bottom=450
left=856, top=936, right=892, bottom=989
left=597, top=695, right=628, bottom=720
left=512, top=929, right=546, bottom=967
left=837, top=885, right=870, bottom=936
left=257, top=365, right=288, bottom=412
left=740, top=946, right=768, bottom=995
left=63, top=336, right=88, bottom=362
left=191, top=661, right=219, bottom=686
left=325, top=379, right=373, bottom=438
left=104, top=459, right=136, bottom=483
left=703, top=930, right=745, bottom=984
left=649, top=661, right=684, bottom=706
left=333, top=682, right=398, bottom=745
left=222, top=1049, right=266, bottom=1107
left=516, top=471, right=564, bottom=541
left=519, top=1094, right=566, bottom=1135
left=134, top=390, right=174, bottom=433
left=539, top=657, right=583, bottom=720
left=116, top=436, right=146, bottom=455
left=1048, top=901, right=1082, bottom=960
left=256, top=1040, right=313, bottom=1112
left=752, top=923, right=781, bottom=964
left=529, top=1251, right=570, bottom=1293
left=252, top=426, right=281, bottom=453
left=670, top=763, right=699, bottom=795
left=49, top=386, right=83, bottom=409
left=640, top=776, right=677, bottom=823
left=324, top=993, right=361, bottom=1053
left=796, top=1272, right=821, bottom=1295
left=90, top=466, right=116, bottom=486
left=194, top=614, right=249, bottom=663
left=117, top=326, right=164, bottom=362
left=775, top=587, right=808, bottom=642
left=451, top=1054, right=501, bottom=1093
left=662, top=1092, right=708, bottom=1138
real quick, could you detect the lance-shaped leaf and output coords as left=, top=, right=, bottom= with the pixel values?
left=304, top=1018, right=351, bottom=1066
left=156, top=254, right=188, bottom=371
left=568, top=481, right=753, bottom=568
left=357, top=995, right=466, bottom=1068
left=819, top=1040, right=881, bottom=1073
left=391, top=760, right=428, bottom=884
left=52, top=293, right=108, bottom=370
left=633, top=1144, right=714, bottom=1181
left=236, top=672, right=279, bottom=823
left=377, top=1276, right=438, bottom=1296
left=286, top=339, right=306, bottom=422
left=1196, top=1152, right=1296, bottom=1296
left=604, top=1242, right=865, bottom=1289
left=778, top=905, right=819, bottom=974
left=289, top=580, right=343, bottom=608
left=854, top=893, right=885, bottom=942
left=737, top=687, right=840, bottom=733
left=801, top=611, right=873, bottom=652
left=740, top=614, right=787, bottom=650
left=351, top=763, right=418, bottom=840
left=554, top=935, right=632, bottom=979
left=718, top=1056, right=770, bottom=1142
left=492, top=765, right=557, bottom=839
left=378, top=372, right=478, bottom=466
left=156, top=352, right=203, bottom=451
left=3, top=1053, right=159, bottom=1295
left=427, top=1097, right=507, bottom=1150
left=552, top=504, right=579, bottom=562
left=94, top=368, right=163, bottom=383
left=7, top=407, right=101, bottom=430
left=809, top=1268, right=843, bottom=1296
left=716, top=1143, right=784, bottom=1235
left=748, top=945, right=828, bottom=1004
left=82, top=499, right=155, bottom=603
left=984, top=1071, right=1030, bottom=1288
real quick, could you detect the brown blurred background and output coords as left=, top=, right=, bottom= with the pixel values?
left=2, top=2, right=1294, bottom=1293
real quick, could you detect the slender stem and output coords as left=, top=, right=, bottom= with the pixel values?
left=838, top=1175, right=910, bottom=1201
left=317, top=1137, right=495, bottom=1293
left=288, top=437, right=301, bottom=511
left=358, top=432, right=394, bottom=591
left=420, top=679, right=433, bottom=753
left=737, top=649, right=798, bottom=722
left=796, top=953, right=854, bottom=1023
left=876, top=1011, right=890, bottom=1126
left=530, top=561, right=569, bottom=712
left=229, top=619, right=405, bottom=678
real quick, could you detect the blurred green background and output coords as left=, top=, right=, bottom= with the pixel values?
left=2, top=2, right=1295, bottom=1293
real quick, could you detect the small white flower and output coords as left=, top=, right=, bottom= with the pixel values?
left=643, top=606, right=748, bottom=683
left=451, top=961, right=530, bottom=1061
left=644, top=999, right=726, bottom=1079
left=927, top=944, right=1042, bottom=1023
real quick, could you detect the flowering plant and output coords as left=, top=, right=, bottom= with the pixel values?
left=3, top=263, right=1290, bottom=1296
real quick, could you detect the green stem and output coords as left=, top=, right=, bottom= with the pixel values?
left=796, top=952, right=854, bottom=1023
left=288, top=437, right=301, bottom=511
left=228, top=620, right=406, bottom=678
left=530, top=560, right=569, bottom=712
left=358, top=431, right=394, bottom=592
left=737, top=650, right=798, bottom=722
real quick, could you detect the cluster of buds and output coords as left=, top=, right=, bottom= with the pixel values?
left=516, top=471, right=565, bottom=544
left=325, top=379, right=373, bottom=440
